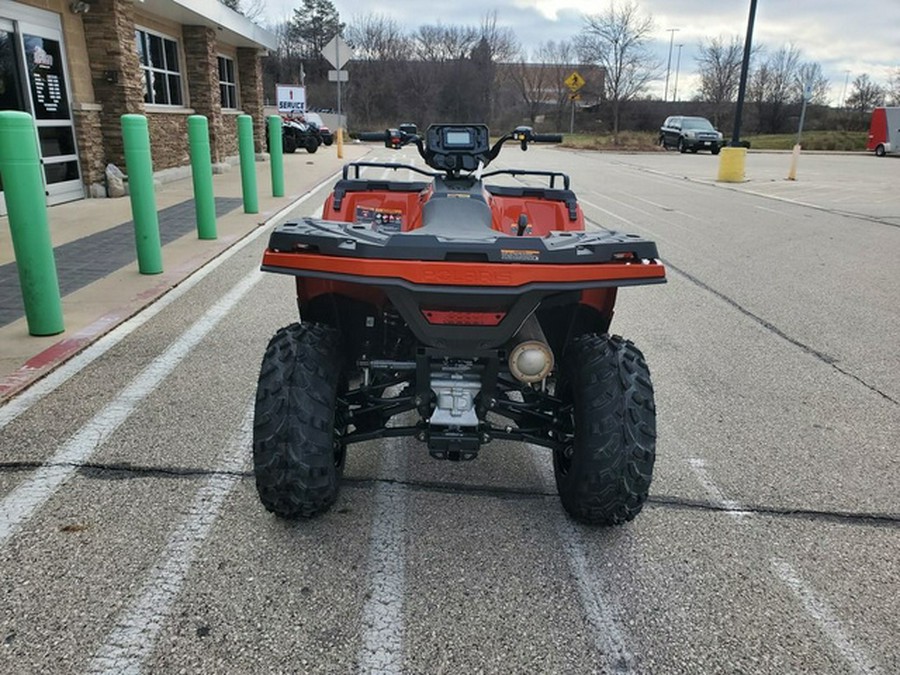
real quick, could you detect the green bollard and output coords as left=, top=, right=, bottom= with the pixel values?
left=121, top=114, right=163, bottom=274
left=267, top=115, right=284, bottom=198
left=187, top=115, right=217, bottom=239
left=0, top=111, right=64, bottom=336
left=237, top=115, right=258, bottom=214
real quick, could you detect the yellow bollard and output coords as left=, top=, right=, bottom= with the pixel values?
left=717, top=146, right=747, bottom=183
left=336, top=127, right=344, bottom=159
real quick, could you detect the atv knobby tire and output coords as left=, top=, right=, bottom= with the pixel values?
left=554, top=334, right=656, bottom=525
left=253, top=322, right=346, bottom=519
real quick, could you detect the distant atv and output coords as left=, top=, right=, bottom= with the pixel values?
left=280, top=116, right=319, bottom=154
left=254, top=124, right=665, bottom=525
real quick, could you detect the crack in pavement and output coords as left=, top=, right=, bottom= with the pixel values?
left=662, top=259, right=899, bottom=406
left=1, top=460, right=898, bottom=529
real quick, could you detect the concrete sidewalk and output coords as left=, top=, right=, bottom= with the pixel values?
left=0, top=144, right=370, bottom=401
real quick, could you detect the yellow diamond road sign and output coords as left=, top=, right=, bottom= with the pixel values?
left=565, top=71, right=585, bottom=92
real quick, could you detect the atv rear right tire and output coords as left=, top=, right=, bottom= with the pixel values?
left=553, top=334, right=656, bottom=525
left=253, top=322, right=346, bottom=519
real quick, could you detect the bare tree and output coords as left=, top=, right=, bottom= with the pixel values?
left=794, top=62, right=830, bottom=105
left=412, top=24, right=478, bottom=62
left=509, top=48, right=554, bottom=125
left=845, top=73, right=885, bottom=129
left=345, top=14, right=411, bottom=126
left=219, top=0, right=266, bottom=22
left=748, top=44, right=801, bottom=132
left=577, top=0, right=659, bottom=141
left=695, top=35, right=743, bottom=126
left=887, top=67, right=900, bottom=106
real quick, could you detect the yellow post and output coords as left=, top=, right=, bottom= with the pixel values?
left=336, top=127, right=344, bottom=159
left=717, top=146, right=747, bottom=183
left=786, top=143, right=801, bottom=181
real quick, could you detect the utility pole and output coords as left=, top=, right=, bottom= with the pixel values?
left=663, top=28, right=679, bottom=102
left=673, top=44, right=683, bottom=102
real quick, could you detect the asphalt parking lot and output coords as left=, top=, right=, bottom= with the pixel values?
left=0, top=145, right=897, bottom=674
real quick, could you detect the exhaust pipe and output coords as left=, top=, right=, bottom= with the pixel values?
left=507, top=314, right=554, bottom=383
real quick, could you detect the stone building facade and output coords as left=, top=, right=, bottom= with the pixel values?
left=0, top=0, right=276, bottom=211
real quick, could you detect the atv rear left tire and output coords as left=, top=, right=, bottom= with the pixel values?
left=554, top=334, right=656, bottom=525
left=253, top=322, right=346, bottom=519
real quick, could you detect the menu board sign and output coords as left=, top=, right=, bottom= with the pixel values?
left=24, top=34, right=70, bottom=121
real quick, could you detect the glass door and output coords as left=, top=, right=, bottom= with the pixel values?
left=17, top=20, right=82, bottom=206
left=0, top=17, right=24, bottom=214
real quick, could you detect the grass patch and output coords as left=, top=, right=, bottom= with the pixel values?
left=559, top=130, right=867, bottom=152
left=740, top=131, right=867, bottom=151
left=560, top=132, right=661, bottom=152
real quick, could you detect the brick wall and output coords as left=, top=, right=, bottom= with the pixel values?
left=237, top=48, right=264, bottom=152
left=182, top=25, right=225, bottom=162
left=72, top=105, right=104, bottom=187
left=146, top=113, right=191, bottom=171
left=80, top=0, right=146, bottom=170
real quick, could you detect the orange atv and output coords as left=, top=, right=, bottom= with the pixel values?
left=254, top=124, right=665, bottom=525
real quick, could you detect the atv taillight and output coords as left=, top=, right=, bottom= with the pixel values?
left=422, top=310, right=506, bottom=326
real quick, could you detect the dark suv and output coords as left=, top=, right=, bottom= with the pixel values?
left=659, top=116, right=724, bottom=154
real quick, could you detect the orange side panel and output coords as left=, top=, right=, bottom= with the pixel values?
left=489, top=196, right=584, bottom=234
left=323, top=190, right=428, bottom=231
left=264, top=251, right=665, bottom=287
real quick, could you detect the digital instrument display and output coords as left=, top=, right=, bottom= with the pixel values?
left=444, top=130, right=473, bottom=147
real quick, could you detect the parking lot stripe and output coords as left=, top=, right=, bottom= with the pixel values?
left=770, top=558, right=881, bottom=675
left=358, top=446, right=408, bottom=674
left=0, top=271, right=261, bottom=548
left=531, top=448, right=635, bottom=673
left=687, top=457, right=882, bottom=674
left=87, top=407, right=253, bottom=675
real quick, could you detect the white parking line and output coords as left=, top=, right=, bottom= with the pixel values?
left=530, top=448, right=635, bottom=673
left=0, top=271, right=261, bottom=548
left=686, top=457, right=881, bottom=674
left=87, top=407, right=253, bottom=675
left=0, top=173, right=340, bottom=430
left=771, top=559, right=881, bottom=675
left=358, top=442, right=408, bottom=674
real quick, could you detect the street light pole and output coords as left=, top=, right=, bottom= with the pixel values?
left=730, top=0, right=758, bottom=147
left=673, top=44, right=683, bottom=102
left=664, top=28, right=679, bottom=102
left=840, top=70, right=851, bottom=108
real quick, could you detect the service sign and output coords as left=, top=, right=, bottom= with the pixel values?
left=276, top=84, right=306, bottom=116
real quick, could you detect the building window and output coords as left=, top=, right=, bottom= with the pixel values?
left=218, top=55, right=238, bottom=109
left=135, top=28, right=183, bottom=105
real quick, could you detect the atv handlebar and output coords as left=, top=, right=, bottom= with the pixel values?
left=357, top=131, right=389, bottom=142
left=355, top=124, right=564, bottom=176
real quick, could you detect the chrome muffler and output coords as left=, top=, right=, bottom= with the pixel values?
left=507, top=314, right=554, bottom=383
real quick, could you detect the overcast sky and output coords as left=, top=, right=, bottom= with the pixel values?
left=263, top=0, right=899, bottom=105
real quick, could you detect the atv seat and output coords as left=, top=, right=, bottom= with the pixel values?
left=413, top=195, right=496, bottom=239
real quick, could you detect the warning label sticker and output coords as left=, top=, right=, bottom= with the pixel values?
left=354, top=206, right=404, bottom=233
left=500, top=249, right=541, bottom=262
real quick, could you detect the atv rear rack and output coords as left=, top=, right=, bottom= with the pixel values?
left=266, top=217, right=661, bottom=265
